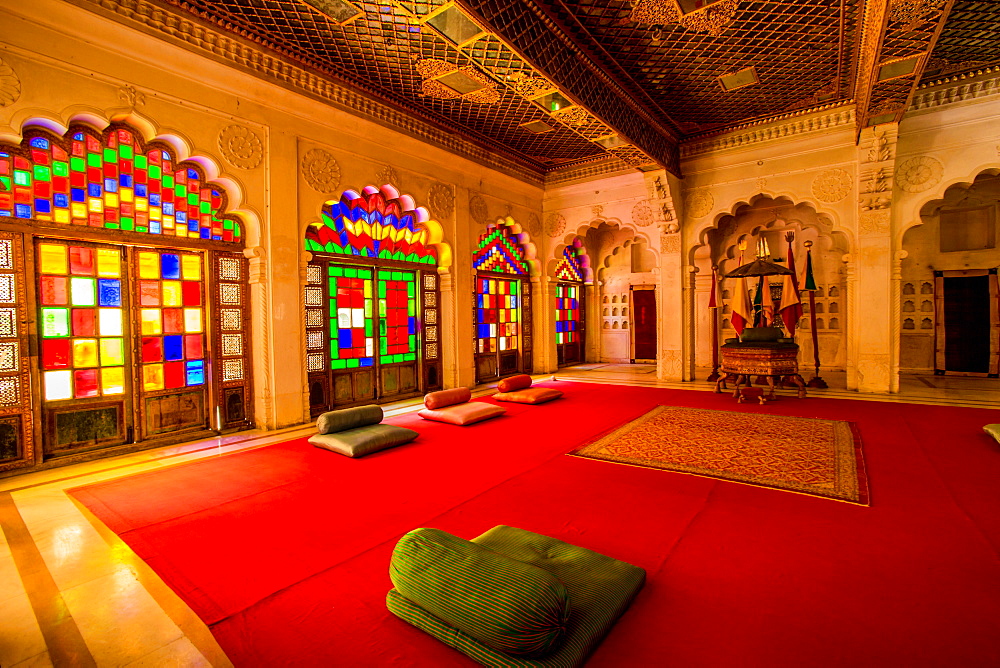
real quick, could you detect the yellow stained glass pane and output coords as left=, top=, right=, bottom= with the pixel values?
left=39, top=244, right=68, bottom=275
left=98, top=309, right=122, bottom=337
left=104, top=193, right=119, bottom=208
left=163, top=216, right=175, bottom=230
left=140, top=309, right=162, bottom=335
left=44, top=370, right=73, bottom=401
left=142, top=363, right=164, bottom=392
left=120, top=187, right=133, bottom=203
left=363, top=282, right=372, bottom=298
left=96, top=249, right=120, bottom=277
left=72, top=339, right=99, bottom=367
left=138, top=252, right=159, bottom=279
left=101, top=366, right=125, bottom=395
left=55, top=209, right=70, bottom=224
left=70, top=277, right=96, bottom=306
left=150, top=207, right=162, bottom=221
left=71, top=203, right=87, bottom=219
left=162, top=281, right=182, bottom=307
left=136, top=198, right=148, bottom=212
left=181, top=255, right=201, bottom=280
left=184, top=308, right=202, bottom=333
left=99, top=338, right=124, bottom=366
left=88, top=198, right=103, bottom=213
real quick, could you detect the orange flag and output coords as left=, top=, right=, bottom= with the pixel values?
left=730, top=276, right=753, bottom=336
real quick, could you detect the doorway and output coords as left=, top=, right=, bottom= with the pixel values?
left=631, top=287, right=657, bottom=362
left=934, top=269, right=999, bottom=376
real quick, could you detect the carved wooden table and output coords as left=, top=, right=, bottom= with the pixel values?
left=713, top=343, right=807, bottom=401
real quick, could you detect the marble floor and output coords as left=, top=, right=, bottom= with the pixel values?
left=0, top=369, right=996, bottom=666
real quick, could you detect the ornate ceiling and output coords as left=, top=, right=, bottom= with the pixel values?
left=93, top=0, right=1000, bottom=178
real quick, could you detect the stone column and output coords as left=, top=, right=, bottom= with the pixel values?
left=658, top=227, right=685, bottom=381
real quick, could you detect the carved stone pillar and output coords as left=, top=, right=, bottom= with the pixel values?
left=889, top=250, right=908, bottom=393
left=584, top=281, right=599, bottom=364
left=245, top=245, right=274, bottom=428
left=536, top=276, right=556, bottom=373
left=658, top=228, right=685, bottom=381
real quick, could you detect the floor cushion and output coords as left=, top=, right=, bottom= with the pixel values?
left=418, top=402, right=506, bottom=426
left=308, top=424, right=418, bottom=458
left=424, top=387, right=472, bottom=409
left=387, top=525, right=645, bottom=668
left=316, top=404, right=383, bottom=434
left=389, top=528, right=569, bottom=657
left=498, top=374, right=533, bottom=393
left=493, top=388, right=563, bottom=405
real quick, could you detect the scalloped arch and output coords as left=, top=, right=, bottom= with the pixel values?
left=900, top=164, right=1000, bottom=245
left=547, top=216, right=647, bottom=282
left=474, top=215, right=539, bottom=276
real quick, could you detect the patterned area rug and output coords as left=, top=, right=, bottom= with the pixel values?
left=570, top=406, right=869, bottom=505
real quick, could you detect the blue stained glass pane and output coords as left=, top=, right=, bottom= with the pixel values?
left=477, top=295, right=484, bottom=308
left=176, top=211, right=187, bottom=223
left=97, top=279, right=121, bottom=306
left=570, top=299, right=578, bottom=308
left=185, top=360, right=205, bottom=385
left=161, top=254, right=180, bottom=279
left=187, top=168, right=198, bottom=179
left=478, top=309, right=485, bottom=322
left=88, top=183, right=102, bottom=197
left=511, top=296, right=518, bottom=308
left=200, top=228, right=210, bottom=239
left=164, top=335, right=184, bottom=361
left=150, top=221, right=161, bottom=234
left=569, top=322, right=577, bottom=331
left=71, top=188, right=85, bottom=203
left=14, top=204, right=31, bottom=218
left=119, top=174, right=132, bottom=188
left=189, top=221, right=199, bottom=233
left=360, top=357, right=374, bottom=367
left=30, top=137, right=50, bottom=149
left=73, top=133, right=84, bottom=140
left=104, top=178, right=118, bottom=193
left=163, top=203, right=174, bottom=215
left=150, top=193, right=161, bottom=206
left=0, top=210, right=10, bottom=217
left=162, top=151, right=172, bottom=161
left=212, top=235, right=222, bottom=241
left=54, top=194, right=69, bottom=208
left=338, top=330, right=352, bottom=348
left=136, top=184, right=147, bottom=197
left=555, top=322, right=565, bottom=333
left=35, top=199, right=52, bottom=214
left=408, top=317, right=417, bottom=335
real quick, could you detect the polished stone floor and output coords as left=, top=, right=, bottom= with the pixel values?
left=0, top=369, right=996, bottom=666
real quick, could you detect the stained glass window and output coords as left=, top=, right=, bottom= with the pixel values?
left=0, top=128, right=241, bottom=242
left=38, top=242, right=127, bottom=400
left=305, top=185, right=437, bottom=264
left=476, top=277, right=520, bottom=353
left=555, top=283, right=580, bottom=345
left=135, top=249, right=206, bottom=392
left=328, top=265, right=375, bottom=369
left=473, top=223, right=529, bottom=275
left=554, top=242, right=585, bottom=281
left=377, top=270, right=418, bottom=363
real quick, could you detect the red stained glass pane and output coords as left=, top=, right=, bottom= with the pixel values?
left=42, top=339, right=70, bottom=369
left=69, top=247, right=94, bottom=275
left=74, top=369, right=100, bottom=398
left=86, top=135, right=100, bottom=152
left=71, top=309, right=96, bottom=336
left=31, top=149, right=49, bottom=165
left=164, top=361, right=186, bottom=389
left=52, top=145, right=68, bottom=161
left=183, top=334, right=203, bottom=360
left=142, top=337, right=163, bottom=362
left=40, top=276, right=68, bottom=306
left=182, top=281, right=201, bottom=306
left=138, top=281, right=160, bottom=306
left=162, top=309, right=184, bottom=334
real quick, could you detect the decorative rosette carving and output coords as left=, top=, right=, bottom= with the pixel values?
left=218, top=125, right=263, bottom=169
left=428, top=183, right=454, bottom=219
left=684, top=189, right=714, bottom=219
left=544, top=212, right=566, bottom=238
left=895, top=156, right=943, bottom=193
left=376, top=165, right=399, bottom=187
left=526, top=213, right=542, bottom=237
left=632, top=199, right=655, bottom=227
left=811, top=168, right=852, bottom=203
left=301, top=148, right=341, bottom=193
left=0, top=58, right=21, bottom=107
left=469, top=193, right=488, bottom=225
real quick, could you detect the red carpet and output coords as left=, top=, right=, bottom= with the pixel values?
left=70, top=382, right=1000, bottom=667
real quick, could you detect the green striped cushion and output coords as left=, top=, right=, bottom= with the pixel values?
left=389, top=528, right=570, bottom=658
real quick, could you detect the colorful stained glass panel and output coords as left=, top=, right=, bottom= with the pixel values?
left=327, top=265, right=374, bottom=369
left=555, top=283, right=580, bottom=345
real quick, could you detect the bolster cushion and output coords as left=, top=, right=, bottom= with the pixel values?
left=493, top=387, right=563, bottom=405
left=739, top=326, right=783, bottom=343
left=418, top=402, right=506, bottom=426
left=497, top=374, right=532, bottom=393
left=389, top=527, right=569, bottom=658
left=424, top=387, right=472, bottom=410
left=309, top=424, right=418, bottom=458
left=984, top=424, right=1000, bottom=445
left=316, top=405, right=383, bottom=435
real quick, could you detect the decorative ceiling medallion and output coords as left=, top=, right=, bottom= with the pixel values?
left=894, top=156, right=943, bottom=193
left=544, top=212, right=567, bottom=238
left=888, top=0, right=946, bottom=29
left=526, top=212, right=542, bottom=238
left=684, top=189, right=714, bottom=219
left=551, top=107, right=591, bottom=127
left=811, top=169, right=853, bottom=203
left=469, top=193, right=489, bottom=225
left=375, top=164, right=399, bottom=187
left=632, top=200, right=655, bottom=227
left=428, top=183, right=454, bottom=219
left=609, top=146, right=656, bottom=168
left=218, top=125, right=263, bottom=170
left=416, top=59, right=499, bottom=104
left=631, top=0, right=740, bottom=36
left=301, top=148, right=342, bottom=193
left=0, top=57, right=20, bottom=107
left=507, top=72, right=552, bottom=99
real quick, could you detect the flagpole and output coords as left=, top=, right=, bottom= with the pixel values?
left=707, top=265, right=720, bottom=382
left=803, top=240, right=828, bottom=388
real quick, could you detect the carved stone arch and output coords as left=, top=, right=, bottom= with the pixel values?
left=6, top=109, right=263, bottom=245
left=485, top=215, right=540, bottom=277
left=550, top=217, right=653, bottom=282
left=902, top=165, right=1000, bottom=247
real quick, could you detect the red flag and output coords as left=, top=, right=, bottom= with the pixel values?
left=708, top=267, right=718, bottom=309
left=730, top=276, right=753, bottom=336
left=779, top=236, right=804, bottom=333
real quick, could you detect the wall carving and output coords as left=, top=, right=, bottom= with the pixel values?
left=859, top=210, right=891, bottom=235
left=684, top=189, right=714, bottom=219
left=117, top=84, right=145, bottom=110
left=301, top=148, right=342, bottom=193
left=375, top=164, right=399, bottom=187
left=911, top=70, right=1000, bottom=112
left=526, top=213, right=542, bottom=238
left=631, top=199, right=655, bottom=227
left=858, top=352, right=891, bottom=389
left=680, top=108, right=854, bottom=157
left=894, top=156, right=943, bottom=193
left=812, top=168, right=852, bottom=203
left=660, top=231, right=681, bottom=254
left=218, top=125, right=263, bottom=169
left=0, top=58, right=19, bottom=107
left=427, top=183, right=454, bottom=219
left=469, top=193, right=489, bottom=225
left=544, top=212, right=566, bottom=238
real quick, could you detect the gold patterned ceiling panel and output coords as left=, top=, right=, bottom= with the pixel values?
left=922, top=0, right=1000, bottom=79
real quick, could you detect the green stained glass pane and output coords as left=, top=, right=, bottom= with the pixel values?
left=70, top=157, right=85, bottom=172
left=175, top=185, right=185, bottom=197
left=406, top=282, right=415, bottom=297
left=199, top=201, right=210, bottom=214
left=409, top=335, right=416, bottom=350
left=378, top=282, right=386, bottom=298
left=134, top=155, right=147, bottom=169
left=406, top=253, right=418, bottom=262
left=379, top=250, right=391, bottom=259
left=149, top=165, right=162, bottom=180
left=33, top=165, right=51, bottom=182
left=345, top=268, right=357, bottom=278
left=324, top=242, right=337, bottom=253
left=332, top=359, right=347, bottom=369
left=408, top=302, right=415, bottom=317
left=305, top=239, right=321, bottom=252
left=360, top=269, right=372, bottom=279
left=120, top=145, right=133, bottom=159
left=87, top=154, right=101, bottom=168
left=404, top=353, right=416, bottom=362
left=70, top=277, right=96, bottom=306
left=223, top=220, right=233, bottom=229
left=13, top=170, right=30, bottom=187
left=0, top=176, right=9, bottom=190
left=187, top=193, right=197, bottom=205
left=380, top=340, right=387, bottom=355
left=393, top=251, right=404, bottom=261
left=103, top=148, right=117, bottom=163
left=41, top=308, right=70, bottom=337
left=378, top=271, right=389, bottom=280
left=365, top=321, right=373, bottom=337
left=347, top=359, right=359, bottom=368
left=163, top=175, right=174, bottom=188
left=391, top=271, right=402, bottom=281
left=53, top=161, right=69, bottom=177
left=121, top=217, right=134, bottom=230
left=106, top=223, right=121, bottom=230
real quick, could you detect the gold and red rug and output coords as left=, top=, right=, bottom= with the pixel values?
left=570, top=406, right=869, bottom=505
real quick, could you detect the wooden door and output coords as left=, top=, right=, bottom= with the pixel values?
left=632, top=288, right=657, bottom=361
left=935, top=270, right=1000, bottom=376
